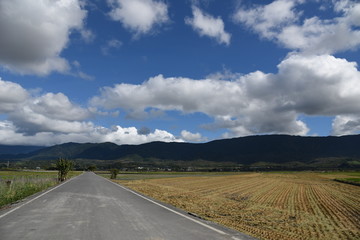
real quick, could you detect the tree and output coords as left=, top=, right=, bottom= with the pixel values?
left=87, top=165, right=97, bottom=172
left=110, top=168, right=119, bottom=179
left=56, top=158, right=73, bottom=182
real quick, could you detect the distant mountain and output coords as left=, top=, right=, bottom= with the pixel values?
left=75, top=134, right=360, bottom=164
left=1, top=135, right=360, bottom=168
left=0, top=145, right=45, bottom=155
left=23, top=142, right=115, bottom=160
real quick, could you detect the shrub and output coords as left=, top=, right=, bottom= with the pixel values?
left=87, top=165, right=97, bottom=171
left=110, top=168, right=119, bottom=179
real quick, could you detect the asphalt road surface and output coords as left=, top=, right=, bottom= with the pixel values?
left=0, top=172, right=257, bottom=240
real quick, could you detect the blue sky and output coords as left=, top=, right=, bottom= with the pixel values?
left=0, top=0, right=360, bottom=146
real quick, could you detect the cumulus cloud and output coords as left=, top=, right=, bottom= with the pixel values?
left=91, top=54, right=360, bottom=137
left=8, top=92, right=93, bottom=134
left=181, top=130, right=206, bottom=142
left=108, top=0, right=169, bottom=37
left=90, top=74, right=248, bottom=116
left=0, top=120, right=182, bottom=146
left=0, top=0, right=88, bottom=75
left=0, top=120, right=109, bottom=146
left=0, top=77, right=183, bottom=145
left=102, top=126, right=181, bottom=145
left=185, top=6, right=231, bottom=45
left=2, top=51, right=360, bottom=144
left=277, top=54, right=360, bottom=115
left=233, top=0, right=300, bottom=39
left=234, top=0, right=360, bottom=54
left=91, top=71, right=308, bottom=136
left=0, top=78, right=28, bottom=113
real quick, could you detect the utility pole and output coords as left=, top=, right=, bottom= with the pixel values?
left=7, top=160, right=9, bottom=168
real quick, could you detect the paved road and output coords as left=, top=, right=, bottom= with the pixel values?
left=0, top=172, right=257, bottom=240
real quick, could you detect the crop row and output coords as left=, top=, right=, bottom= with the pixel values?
left=119, top=172, right=360, bottom=240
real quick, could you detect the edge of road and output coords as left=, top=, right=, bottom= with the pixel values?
left=0, top=172, right=84, bottom=219
left=97, top=173, right=258, bottom=240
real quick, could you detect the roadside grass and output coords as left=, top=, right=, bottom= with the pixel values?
left=110, top=171, right=360, bottom=240
left=0, top=171, right=81, bottom=208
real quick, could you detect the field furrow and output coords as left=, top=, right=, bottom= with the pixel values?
left=117, top=172, right=360, bottom=240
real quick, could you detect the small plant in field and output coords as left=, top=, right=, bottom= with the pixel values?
left=56, top=158, right=74, bottom=182
left=5, top=180, right=12, bottom=189
left=110, top=168, right=119, bottom=179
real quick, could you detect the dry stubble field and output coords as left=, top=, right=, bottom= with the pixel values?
left=114, top=172, right=360, bottom=240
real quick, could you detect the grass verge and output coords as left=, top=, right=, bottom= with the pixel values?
left=0, top=171, right=81, bottom=208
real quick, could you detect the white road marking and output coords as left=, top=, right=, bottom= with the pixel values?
left=0, top=174, right=81, bottom=219
left=102, top=175, right=244, bottom=238
left=232, top=237, right=243, bottom=240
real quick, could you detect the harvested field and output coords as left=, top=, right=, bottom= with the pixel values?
left=114, top=172, right=360, bottom=240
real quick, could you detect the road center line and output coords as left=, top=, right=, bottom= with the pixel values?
left=102, top=175, right=230, bottom=236
left=0, top=173, right=81, bottom=219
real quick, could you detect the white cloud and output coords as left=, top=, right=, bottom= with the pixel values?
left=0, top=120, right=182, bottom=146
left=185, top=6, right=231, bottom=45
left=90, top=74, right=248, bottom=116
left=91, top=54, right=360, bottom=137
left=71, top=61, right=95, bottom=80
left=101, top=39, right=123, bottom=55
left=91, top=71, right=308, bottom=136
left=0, top=120, right=107, bottom=146
left=28, top=93, right=91, bottom=121
left=2, top=51, right=360, bottom=144
left=180, top=130, right=206, bottom=142
left=234, top=0, right=360, bottom=54
left=77, top=71, right=95, bottom=81
left=108, top=0, right=169, bottom=37
left=277, top=54, right=360, bottom=115
left=0, top=77, right=183, bottom=146
left=233, top=0, right=300, bottom=39
left=102, top=126, right=182, bottom=145
left=0, top=78, right=28, bottom=113
left=0, top=0, right=88, bottom=75
left=8, top=93, right=94, bottom=134
left=80, top=29, right=95, bottom=43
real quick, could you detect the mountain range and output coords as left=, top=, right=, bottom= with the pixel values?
left=1, top=134, right=360, bottom=170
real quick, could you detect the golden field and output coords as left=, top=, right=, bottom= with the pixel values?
left=114, top=172, right=360, bottom=240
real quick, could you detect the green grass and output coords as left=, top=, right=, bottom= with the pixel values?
left=319, top=171, right=360, bottom=176
left=341, top=178, right=360, bottom=182
left=0, top=171, right=81, bottom=208
left=336, top=178, right=360, bottom=184
left=319, top=171, right=360, bottom=184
